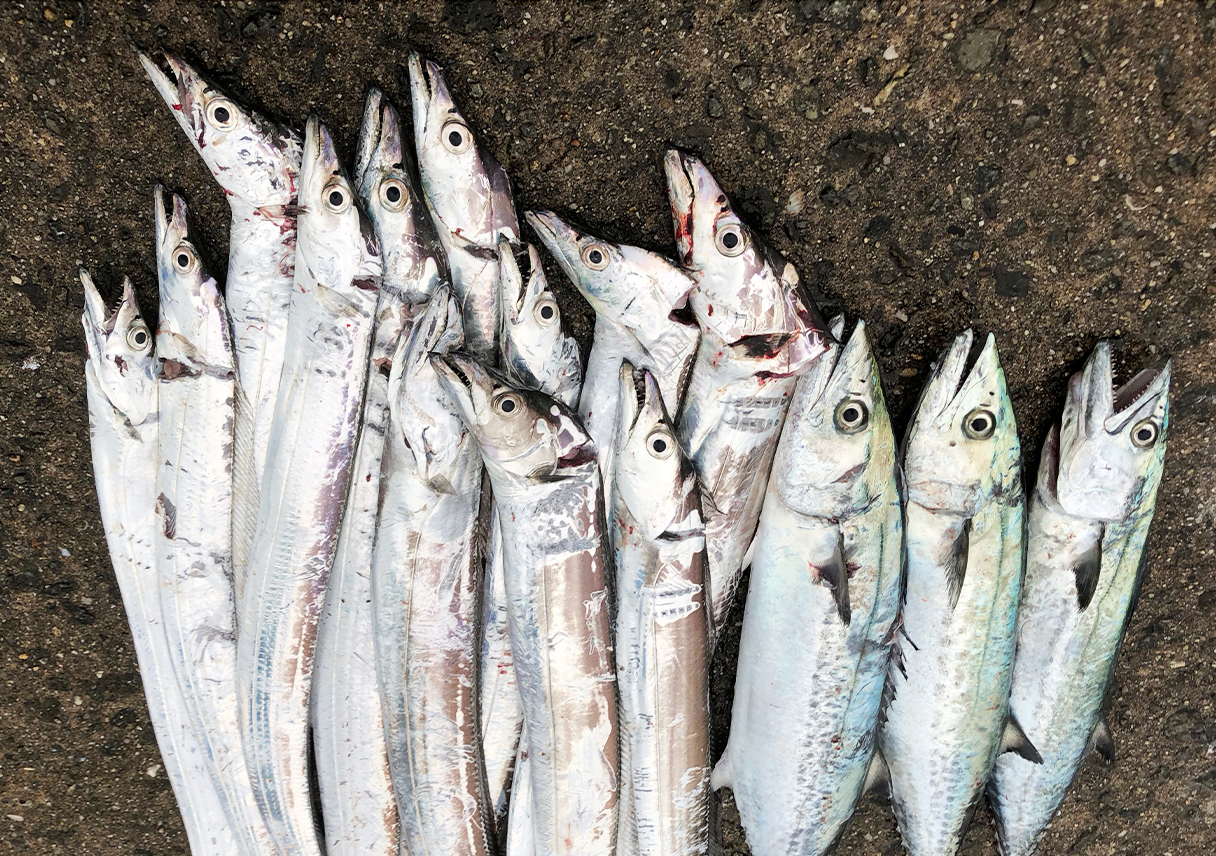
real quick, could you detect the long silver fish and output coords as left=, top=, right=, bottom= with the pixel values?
left=989, top=343, right=1171, bottom=856
left=139, top=51, right=302, bottom=605
left=879, top=331, right=1031, bottom=856
left=714, top=319, right=902, bottom=856
left=409, top=52, right=518, bottom=361
left=311, top=87, right=444, bottom=856
left=371, top=290, right=493, bottom=856
left=614, top=364, right=710, bottom=856
left=152, top=190, right=273, bottom=856
left=662, top=151, right=828, bottom=638
left=434, top=356, right=619, bottom=856
left=83, top=270, right=241, bottom=856
left=237, top=117, right=381, bottom=856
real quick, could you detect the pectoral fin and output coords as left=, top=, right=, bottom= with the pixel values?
left=817, top=532, right=851, bottom=627
left=945, top=517, right=971, bottom=610
left=1073, top=526, right=1104, bottom=611
left=710, top=749, right=732, bottom=791
left=1088, top=717, right=1115, bottom=763
left=999, top=714, right=1043, bottom=764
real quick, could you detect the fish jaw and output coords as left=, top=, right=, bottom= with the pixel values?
left=1056, top=341, right=1171, bottom=521
left=80, top=270, right=158, bottom=426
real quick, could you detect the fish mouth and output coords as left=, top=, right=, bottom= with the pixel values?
left=663, top=149, right=696, bottom=264
left=915, top=329, right=1001, bottom=425
left=138, top=49, right=182, bottom=108
left=1066, top=340, right=1171, bottom=437
left=354, top=87, right=389, bottom=188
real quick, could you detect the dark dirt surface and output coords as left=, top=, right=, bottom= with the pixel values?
left=1, top=0, right=1215, bottom=853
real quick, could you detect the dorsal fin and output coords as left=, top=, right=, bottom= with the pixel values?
left=999, top=714, right=1043, bottom=764
left=1088, top=717, right=1115, bottom=763
left=1073, top=526, right=1104, bottom=611
left=817, top=531, right=851, bottom=626
left=945, top=517, right=971, bottom=610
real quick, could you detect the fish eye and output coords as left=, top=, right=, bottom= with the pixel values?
left=581, top=243, right=610, bottom=271
left=533, top=297, right=559, bottom=327
left=126, top=324, right=151, bottom=351
left=204, top=98, right=238, bottom=131
left=963, top=407, right=997, bottom=440
left=834, top=398, right=869, bottom=434
left=379, top=178, right=408, bottom=212
left=494, top=392, right=523, bottom=417
left=1130, top=418, right=1159, bottom=448
left=646, top=429, right=675, bottom=459
left=714, top=223, right=746, bottom=257
left=441, top=121, right=473, bottom=154
left=322, top=181, right=352, bottom=214
left=172, top=243, right=199, bottom=274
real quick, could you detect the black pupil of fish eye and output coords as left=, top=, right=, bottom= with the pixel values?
left=329, top=190, right=344, bottom=206
left=722, top=230, right=739, bottom=248
left=1137, top=427, right=1153, bottom=441
left=214, top=106, right=230, bottom=124
left=500, top=397, right=517, bottom=413
left=134, top=331, right=146, bottom=344
left=843, top=406, right=860, bottom=423
left=651, top=437, right=668, bottom=454
left=176, top=253, right=189, bottom=268
left=540, top=305, right=554, bottom=320
left=448, top=130, right=463, bottom=147
left=385, top=185, right=401, bottom=203
left=589, top=250, right=602, bottom=264
left=972, top=416, right=989, bottom=431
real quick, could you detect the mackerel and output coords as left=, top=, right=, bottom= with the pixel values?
left=989, top=343, right=1170, bottom=856
left=879, top=331, right=1030, bottom=856
left=236, top=118, right=381, bottom=856
left=715, top=320, right=902, bottom=856
left=83, top=270, right=240, bottom=855
left=662, top=151, right=828, bottom=638
left=139, top=51, right=302, bottom=604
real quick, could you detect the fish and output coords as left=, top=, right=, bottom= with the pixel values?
left=878, top=330, right=1029, bottom=856
left=434, top=355, right=619, bottom=856
left=714, top=319, right=902, bottom=856
left=310, top=87, right=444, bottom=856
left=988, top=342, right=1171, bottom=856
left=152, top=189, right=273, bottom=856
left=409, top=52, right=518, bottom=361
left=83, top=269, right=242, bottom=856
left=139, top=50, right=302, bottom=606
left=236, top=117, right=381, bottom=856
left=370, top=290, right=493, bottom=856
left=662, top=150, right=828, bottom=639
left=613, top=363, right=710, bottom=856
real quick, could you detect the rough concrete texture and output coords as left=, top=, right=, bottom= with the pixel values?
left=2, top=1, right=1215, bottom=853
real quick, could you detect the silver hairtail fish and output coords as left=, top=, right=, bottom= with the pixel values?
left=236, top=117, right=381, bottom=856
left=662, top=150, right=828, bottom=641
left=989, top=342, right=1170, bottom=856
left=879, top=331, right=1031, bottom=856
left=715, top=319, right=902, bottom=856
left=139, top=50, right=302, bottom=606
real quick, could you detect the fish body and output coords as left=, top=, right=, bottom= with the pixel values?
left=989, top=344, right=1170, bottom=856
left=505, top=726, right=537, bottom=856
left=879, top=331, right=1026, bottom=856
left=434, top=356, right=619, bottom=856
left=715, top=320, right=902, bottom=855
left=139, top=51, right=302, bottom=604
left=83, top=271, right=241, bottom=856
left=662, top=151, right=827, bottom=638
left=371, top=292, right=492, bottom=856
left=409, top=53, right=518, bottom=361
left=237, top=118, right=381, bottom=856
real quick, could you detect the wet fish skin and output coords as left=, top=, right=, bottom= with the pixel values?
left=371, top=290, right=493, bottom=856
left=139, top=51, right=302, bottom=605
left=409, top=52, right=518, bottom=361
left=614, top=364, right=711, bottom=856
left=879, top=330, right=1026, bottom=856
left=434, top=355, right=619, bottom=856
left=83, top=270, right=241, bottom=856
left=716, top=319, right=902, bottom=856
left=237, top=117, right=381, bottom=856
left=661, top=150, right=828, bottom=639
left=989, top=343, right=1171, bottom=856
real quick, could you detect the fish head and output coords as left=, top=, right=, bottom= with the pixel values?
left=1054, top=341, right=1170, bottom=521
left=153, top=187, right=232, bottom=372
left=662, top=150, right=827, bottom=373
left=774, top=318, right=896, bottom=518
left=355, top=88, right=445, bottom=306
left=904, top=331, right=1021, bottom=514
left=498, top=240, right=567, bottom=380
left=138, top=51, right=301, bottom=208
left=408, top=53, right=518, bottom=246
left=615, top=362, right=703, bottom=542
left=80, top=270, right=158, bottom=426
left=433, top=353, right=595, bottom=485
left=299, top=116, right=382, bottom=293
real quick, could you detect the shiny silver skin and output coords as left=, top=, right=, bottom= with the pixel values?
left=506, top=726, right=537, bottom=856
left=139, top=51, right=302, bottom=605
left=989, top=343, right=1170, bottom=856
left=613, top=364, right=710, bottom=856
left=83, top=270, right=241, bottom=855
left=662, top=151, right=828, bottom=639
left=409, top=52, right=518, bottom=361
left=153, top=191, right=273, bottom=855
left=879, top=331, right=1026, bottom=856
left=434, top=355, right=619, bottom=856
left=715, top=320, right=902, bottom=856
left=236, top=117, right=381, bottom=856
left=370, top=291, right=492, bottom=856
